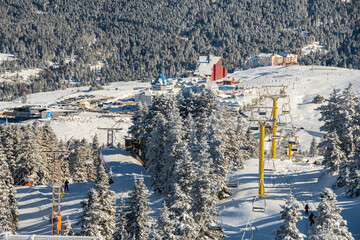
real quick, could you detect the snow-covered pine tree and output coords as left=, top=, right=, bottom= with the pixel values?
left=0, top=181, right=12, bottom=234
left=70, top=139, right=93, bottom=182
left=309, top=138, right=318, bottom=157
left=79, top=165, right=115, bottom=240
left=113, top=198, right=128, bottom=240
left=152, top=201, right=176, bottom=240
left=128, top=102, right=148, bottom=152
left=322, top=130, right=346, bottom=174
left=136, top=94, right=176, bottom=160
left=344, top=144, right=360, bottom=197
left=223, top=115, right=247, bottom=170
left=95, top=164, right=116, bottom=240
left=125, top=177, right=153, bottom=240
left=245, top=127, right=259, bottom=158
left=0, top=150, right=18, bottom=234
left=273, top=193, right=305, bottom=240
left=308, top=188, right=354, bottom=240
left=167, top=184, right=197, bottom=239
left=145, top=114, right=167, bottom=194
left=161, top=105, right=189, bottom=194
left=79, top=188, right=102, bottom=238
left=14, top=128, right=49, bottom=185
left=207, top=113, right=231, bottom=199
left=177, top=88, right=198, bottom=119
left=192, top=150, right=225, bottom=239
left=319, top=88, right=342, bottom=134
left=336, top=84, right=358, bottom=158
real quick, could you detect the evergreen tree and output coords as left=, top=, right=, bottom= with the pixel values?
left=337, top=83, right=358, bottom=158
left=153, top=202, right=176, bottom=240
left=322, top=131, right=345, bottom=174
left=79, top=188, right=102, bottom=238
left=0, top=150, right=18, bottom=233
left=308, top=188, right=354, bottom=240
left=95, top=165, right=116, bottom=240
left=207, top=114, right=230, bottom=199
left=145, top=114, right=167, bottom=193
left=113, top=198, right=129, bottom=240
left=167, top=184, right=197, bottom=239
left=126, top=177, right=153, bottom=240
left=0, top=182, right=12, bottom=234
left=343, top=144, right=360, bottom=197
left=161, top=105, right=188, bottom=194
left=273, top=194, right=305, bottom=240
left=79, top=165, right=115, bottom=240
left=192, top=155, right=225, bottom=239
left=309, top=138, right=318, bottom=157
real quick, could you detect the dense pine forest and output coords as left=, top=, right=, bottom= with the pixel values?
left=0, top=0, right=359, bottom=100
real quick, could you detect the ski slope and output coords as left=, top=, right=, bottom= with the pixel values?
left=10, top=65, right=360, bottom=239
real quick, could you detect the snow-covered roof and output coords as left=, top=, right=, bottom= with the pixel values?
left=278, top=52, right=297, bottom=58
left=195, top=55, right=222, bottom=76
left=151, top=72, right=173, bottom=86
left=247, top=56, right=258, bottom=62
left=258, top=53, right=274, bottom=59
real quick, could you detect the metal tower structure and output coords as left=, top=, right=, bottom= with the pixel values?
left=263, top=85, right=288, bottom=160
left=249, top=106, right=276, bottom=197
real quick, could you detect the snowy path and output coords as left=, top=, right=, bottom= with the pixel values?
left=219, top=156, right=360, bottom=239
left=16, top=148, right=163, bottom=236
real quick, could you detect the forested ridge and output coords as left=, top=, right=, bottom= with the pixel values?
left=0, top=0, right=358, bottom=100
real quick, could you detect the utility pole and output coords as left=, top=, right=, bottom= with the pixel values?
left=42, top=150, right=70, bottom=236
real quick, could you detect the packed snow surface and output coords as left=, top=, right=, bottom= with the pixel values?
left=10, top=65, right=360, bottom=239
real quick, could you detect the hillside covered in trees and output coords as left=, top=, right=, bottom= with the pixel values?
left=0, top=0, right=359, bottom=100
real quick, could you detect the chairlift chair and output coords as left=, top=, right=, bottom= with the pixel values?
left=227, top=183, right=238, bottom=188
left=252, top=195, right=266, bottom=212
left=249, top=122, right=259, bottom=131
left=276, top=114, right=287, bottom=127
left=282, top=103, right=291, bottom=114
left=272, top=135, right=281, bottom=140
left=264, top=159, right=275, bottom=173
left=292, top=148, right=298, bottom=152
left=258, top=111, right=267, bottom=116
left=242, top=223, right=254, bottom=240
left=209, top=225, right=223, bottom=231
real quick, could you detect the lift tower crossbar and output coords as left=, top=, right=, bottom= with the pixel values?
left=98, top=127, right=123, bottom=148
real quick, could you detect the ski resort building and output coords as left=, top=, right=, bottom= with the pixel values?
left=243, top=52, right=298, bottom=69
left=150, top=72, right=174, bottom=91
left=194, top=55, right=227, bottom=81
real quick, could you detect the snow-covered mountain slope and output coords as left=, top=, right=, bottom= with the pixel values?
left=11, top=65, right=360, bottom=239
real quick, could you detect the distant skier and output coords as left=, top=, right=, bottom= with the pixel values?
left=64, top=180, right=69, bottom=191
left=309, top=213, right=315, bottom=226
left=304, top=204, right=310, bottom=215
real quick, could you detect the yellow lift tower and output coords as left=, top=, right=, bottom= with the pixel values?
left=282, top=135, right=299, bottom=159
left=249, top=106, right=276, bottom=212
left=263, top=85, right=288, bottom=160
